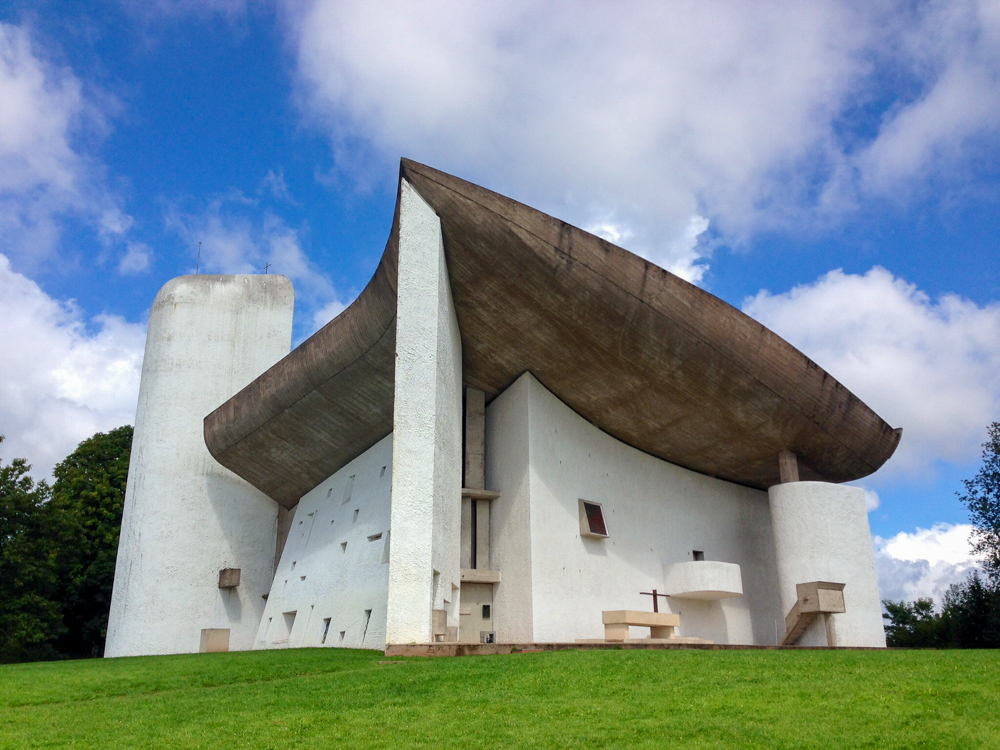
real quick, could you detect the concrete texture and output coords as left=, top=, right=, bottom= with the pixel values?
left=386, top=179, right=463, bottom=645
left=255, top=434, right=393, bottom=651
left=487, top=373, right=781, bottom=646
left=206, top=159, right=900, bottom=504
left=769, top=482, right=886, bottom=647
left=105, top=275, right=294, bottom=657
left=663, top=561, right=744, bottom=600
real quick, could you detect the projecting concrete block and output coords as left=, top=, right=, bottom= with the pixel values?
left=662, top=561, right=743, bottom=600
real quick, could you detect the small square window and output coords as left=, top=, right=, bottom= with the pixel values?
left=579, top=499, right=609, bottom=538
left=693, top=550, right=705, bottom=561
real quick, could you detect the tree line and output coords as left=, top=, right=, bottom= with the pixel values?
left=883, top=423, right=1000, bottom=648
left=0, top=427, right=132, bottom=663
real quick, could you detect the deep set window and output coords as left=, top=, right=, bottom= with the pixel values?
left=579, top=499, right=609, bottom=538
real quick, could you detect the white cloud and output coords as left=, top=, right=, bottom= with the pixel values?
left=287, top=1, right=1000, bottom=276
left=0, top=22, right=131, bottom=267
left=743, top=267, right=1000, bottom=476
left=874, top=523, right=981, bottom=606
left=119, top=242, right=152, bottom=274
left=0, top=253, right=145, bottom=478
left=166, top=192, right=347, bottom=333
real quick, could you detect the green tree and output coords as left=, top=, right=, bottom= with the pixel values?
left=958, top=422, right=1000, bottom=583
left=0, top=436, right=65, bottom=663
left=50, top=425, right=133, bottom=658
left=882, top=598, right=941, bottom=647
left=938, top=571, right=1000, bottom=648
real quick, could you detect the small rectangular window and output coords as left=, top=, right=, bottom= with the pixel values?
left=353, top=509, right=359, bottom=522
left=579, top=499, right=609, bottom=538
left=482, top=604, right=491, bottom=620
left=380, top=465, right=386, bottom=477
left=341, top=541, right=348, bottom=553
left=367, top=533, right=382, bottom=542
left=342, top=475, right=355, bottom=505
left=693, top=550, right=705, bottom=561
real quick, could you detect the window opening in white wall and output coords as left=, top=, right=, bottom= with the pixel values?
left=381, top=531, right=391, bottom=564
left=263, top=617, right=273, bottom=641
left=341, top=542, right=348, bottom=553
left=291, top=561, right=296, bottom=571
left=342, top=475, right=355, bottom=505
left=338, top=630, right=345, bottom=643
left=327, top=487, right=333, bottom=497
left=353, top=509, right=359, bottom=522
left=367, top=533, right=382, bottom=542
left=321, top=617, right=331, bottom=645
left=693, top=550, right=705, bottom=561
left=579, top=499, right=609, bottom=538
left=482, top=604, right=491, bottom=620
left=361, top=609, right=372, bottom=644
left=275, top=611, right=296, bottom=644
left=380, top=465, right=386, bottom=477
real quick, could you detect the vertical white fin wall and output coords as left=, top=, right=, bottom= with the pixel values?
left=386, top=179, right=463, bottom=644
left=484, top=374, right=534, bottom=642
left=255, top=434, right=393, bottom=651
left=105, top=275, right=294, bottom=657
left=769, top=482, right=887, bottom=647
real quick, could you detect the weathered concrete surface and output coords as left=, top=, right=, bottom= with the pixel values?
left=205, top=159, right=901, bottom=505
left=769, top=482, right=886, bottom=648
left=255, top=434, right=393, bottom=651
left=106, top=275, right=294, bottom=657
left=386, top=180, right=463, bottom=645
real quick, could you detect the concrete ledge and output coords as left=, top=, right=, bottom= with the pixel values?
left=663, top=561, right=743, bottom=600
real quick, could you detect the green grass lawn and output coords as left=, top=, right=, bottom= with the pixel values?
left=1, top=647, right=998, bottom=749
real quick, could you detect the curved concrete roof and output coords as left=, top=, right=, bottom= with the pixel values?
left=205, top=159, right=901, bottom=507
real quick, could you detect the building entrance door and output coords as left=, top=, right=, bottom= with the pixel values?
left=459, top=582, right=495, bottom=643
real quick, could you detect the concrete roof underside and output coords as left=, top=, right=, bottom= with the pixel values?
left=205, top=159, right=901, bottom=508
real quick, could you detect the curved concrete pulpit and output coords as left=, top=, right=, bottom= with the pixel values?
left=662, top=561, right=744, bottom=600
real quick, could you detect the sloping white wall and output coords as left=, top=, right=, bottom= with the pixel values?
left=105, top=275, right=294, bottom=657
left=769, top=482, right=886, bottom=647
left=386, top=178, right=464, bottom=644
left=255, top=435, right=393, bottom=651
left=487, top=373, right=783, bottom=645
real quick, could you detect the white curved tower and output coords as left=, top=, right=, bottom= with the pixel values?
left=768, top=482, right=886, bottom=647
left=105, top=275, right=294, bottom=657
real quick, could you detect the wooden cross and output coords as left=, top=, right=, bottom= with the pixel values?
left=639, top=588, right=669, bottom=613
left=264, top=262, right=271, bottom=274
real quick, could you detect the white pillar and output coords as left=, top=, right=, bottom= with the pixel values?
left=768, top=482, right=886, bottom=647
left=105, top=275, right=294, bottom=657
left=386, top=179, right=463, bottom=644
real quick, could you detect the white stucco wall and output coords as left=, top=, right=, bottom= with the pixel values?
left=769, top=482, right=886, bottom=647
left=255, top=435, right=393, bottom=650
left=386, top=179, right=464, bottom=644
left=105, top=275, right=294, bottom=657
left=487, top=373, right=783, bottom=645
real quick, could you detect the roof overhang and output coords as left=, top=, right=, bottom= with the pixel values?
left=205, top=159, right=901, bottom=507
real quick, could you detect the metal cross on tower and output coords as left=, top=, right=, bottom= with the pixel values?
left=639, top=588, right=670, bottom=613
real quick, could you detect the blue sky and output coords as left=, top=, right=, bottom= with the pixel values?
left=2, top=1, right=999, bottom=604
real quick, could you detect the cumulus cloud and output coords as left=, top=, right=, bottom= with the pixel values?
left=744, top=267, right=1000, bottom=476
left=875, top=523, right=981, bottom=606
left=166, top=191, right=347, bottom=333
left=0, top=22, right=132, bottom=268
left=119, top=242, right=152, bottom=274
left=287, top=0, right=1000, bottom=277
left=0, top=253, right=145, bottom=478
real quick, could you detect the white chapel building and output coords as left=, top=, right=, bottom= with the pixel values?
left=105, top=160, right=900, bottom=656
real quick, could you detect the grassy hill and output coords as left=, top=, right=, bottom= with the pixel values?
left=2, top=647, right=998, bottom=748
